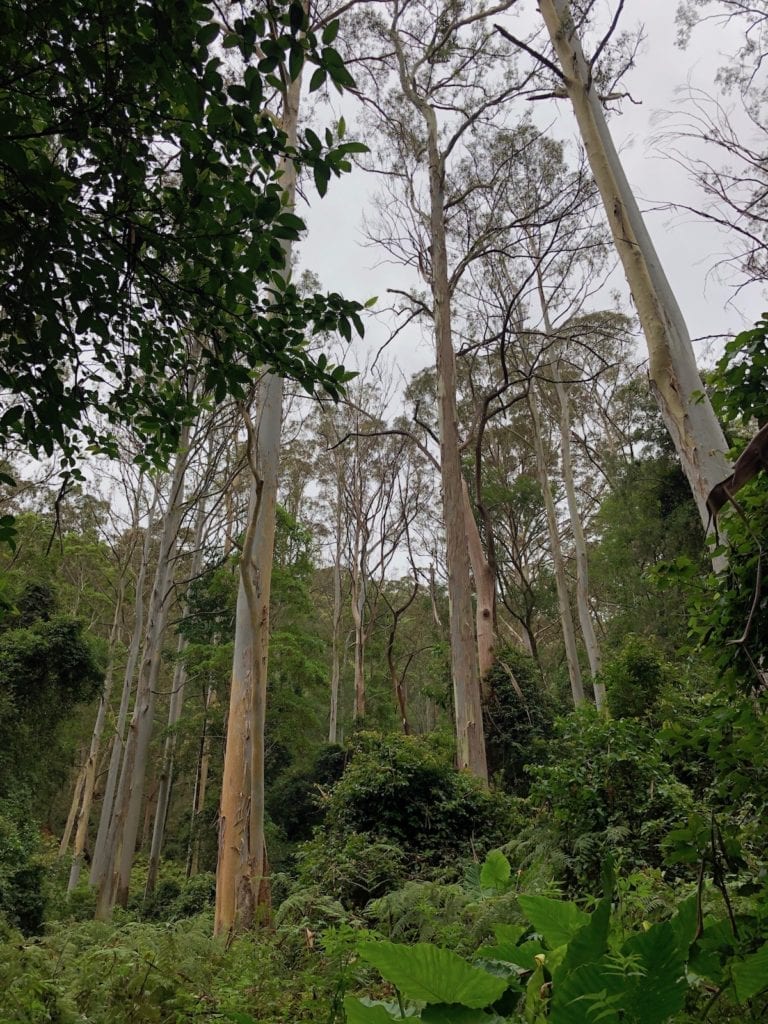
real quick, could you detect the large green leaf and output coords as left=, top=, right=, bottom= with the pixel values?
left=358, top=942, right=508, bottom=1008
left=480, top=850, right=511, bottom=891
left=620, top=921, right=688, bottom=1023
left=555, top=898, right=611, bottom=981
left=732, top=941, right=768, bottom=1002
left=421, top=1005, right=502, bottom=1023
left=518, top=896, right=590, bottom=950
left=343, top=998, right=402, bottom=1023
left=551, top=964, right=622, bottom=1024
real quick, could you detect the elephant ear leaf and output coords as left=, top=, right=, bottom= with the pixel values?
left=358, top=941, right=507, bottom=1008
left=732, top=942, right=768, bottom=1003
left=518, top=895, right=590, bottom=949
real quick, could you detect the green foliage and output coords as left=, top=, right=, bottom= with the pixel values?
left=346, top=850, right=764, bottom=1023
left=525, top=708, right=695, bottom=887
left=0, top=805, right=45, bottom=934
left=590, top=455, right=704, bottom=653
left=0, top=0, right=365, bottom=478
left=600, top=635, right=666, bottom=720
left=482, top=647, right=555, bottom=793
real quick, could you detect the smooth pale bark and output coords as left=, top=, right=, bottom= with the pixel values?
left=187, top=684, right=216, bottom=878
left=537, top=0, right=730, bottom=532
left=555, top=377, right=605, bottom=709
left=145, top=499, right=207, bottom=896
left=95, top=432, right=191, bottom=918
left=90, top=486, right=159, bottom=888
left=426, top=119, right=488, bottom=779
left=350, top=512, right=368, bottom=721
left=328, top=459, right=344, bottom=743
left=214, top=75, right=300, bottom=936
left=389, top=33, right=487, bottom=779
left=58, top=757, right=85, bottom=859
left=66, top=586, right=125, bottom=890
left=462, top=479, right=496, bottom=683
left=529, top=390, right=585, bottom=706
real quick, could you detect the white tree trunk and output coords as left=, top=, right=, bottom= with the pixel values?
left=95, top=430, right=191, bottom=917
left=66, top=585, right=125, bottom=890
left=538, top=0, right=730, bottom=532
left=145, top=498, right=207, bottom=896
left=329, top=460, right=344, bottom=743
left=90, top=484, right=159, bottom=888
left=529, top=390, right=585, bottom=706
left=462, top=479, right=496, bottom=683
left=214, top=73, right=301, bottom=936
left=426, top=113, right=487, bottom=779
left=556, top=377, right=605, bottom=709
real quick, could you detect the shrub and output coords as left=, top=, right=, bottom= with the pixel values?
left=601, top=635, right=667, bottom=719
left=295, top=732, right=517, bottom=908
left=482, top=646, right=555, bottom=793
left=526, top=707, right=695, bottom=889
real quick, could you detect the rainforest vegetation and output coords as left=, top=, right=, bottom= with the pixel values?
left=1, top=0, right=768, bottom=1022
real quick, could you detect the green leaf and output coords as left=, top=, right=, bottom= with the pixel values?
left=555, top=898, right=611, bottom=982
left=619, top=921, right=688, bottom=1024
left=313, top=162, right=330, bottom=197
left=480, top=850, right=511, bottom=891
left=309, top=66, right=327, bottom=91
left=518, top=896, right=590, bottom=950
left=322, top=20, right=340, bottom=44
left=732, top=941, right=768, bottom=1003
left=358, top=942, right=508, bottom=1009
left=343, top=998, right=401, bottom=1024
left=196, top=22, right=220, bottom=47
left=422, top=1006, right=500, bottom=1023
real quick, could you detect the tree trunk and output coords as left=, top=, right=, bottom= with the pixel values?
left=529, top=390, right=585, bottom=706
left=328, top=460, right=343, bottom=743
left=462, top=479, right=496, bottom=683
left=555, top=376, right=605, bottom=708
left=95, top=431, right=191, bottom=918
left=187, top=683, right=216, bottom=878
left=90, top=484, right=159, bottom=888
left=537, top=0, right=730, bottom=532
left=214, top=73, right=301, bottom=936
left=145, top=498, right=207, bottom=897
left=425, top=110, right=487, bottom=779
left=66, top=585, right=125, bottom=890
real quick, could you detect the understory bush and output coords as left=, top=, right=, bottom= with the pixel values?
left=524, top=707, right=696, bottom=889
left=482, top=646, right=555, bottom=793
left=295, top=732, right=519, bottom=907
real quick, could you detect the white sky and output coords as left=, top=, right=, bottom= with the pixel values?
left=296, top=0, right=757, bottom=379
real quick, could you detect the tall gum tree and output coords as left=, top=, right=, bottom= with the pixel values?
left=354, top=0, right=542, bottom=777
left=499, top=0, right=731, bottom=532
left=214, top=68, right=302, bottom=937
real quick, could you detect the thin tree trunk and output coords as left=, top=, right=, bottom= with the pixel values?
left=214, top=73, right=301, bottom=936
left=59, top=756, right=85, bottom=859
left=187, top=683, right=216, bottom=878
left=66, top=586, right=126, bottom=890
left=555, top=376, right=605, bottom=708
left=95, top=431, right=191, bottom=918
left=145, top=498, right=207, bottom=896
left=90, top=484, right=159, bottom=888
left=462, top=479, right=496, bottom=683
left=529, top=390, right=585, bottom=706
left=537, top=0, right=730, bottom=533
left=328, top=460, right=344, bottom=743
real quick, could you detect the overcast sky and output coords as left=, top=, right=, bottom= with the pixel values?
left=296, top=0, right=756, bottom=380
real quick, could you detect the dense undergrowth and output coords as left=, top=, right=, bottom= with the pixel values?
left=2, top=645, right=767, bottom=1023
